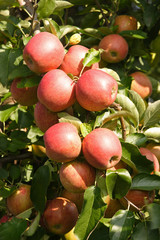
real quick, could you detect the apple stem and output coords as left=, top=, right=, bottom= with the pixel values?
left=124, top=196, right=141, bottom=212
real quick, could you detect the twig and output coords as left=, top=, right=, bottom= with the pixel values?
left=0, top=152, right=33, bottom=164
left=94, top=0, right=109, bottom=26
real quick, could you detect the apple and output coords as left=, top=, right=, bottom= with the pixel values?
left=7, top=184, right=33, bottom=216
left=130, top=71, right=152, bottom=99
left=146, top=142, right=160, bottom=162
left=34, top=102, right=58, bottom=132
left=60, top=45, right=99, bottom=76
left=139, top=147, right=159, bottom=172
left=98, top=34, right=128, bottom=63
left=37, top=69, right=76, bottom=112
left=61, top=189, right=84, bottom=212
left=10, top=78, right=38, bottom=106
left=42, top=197, right=79, bottom=235
left=104, top=195, right=124, bottom=218
left=59, top=160, right=96, bottom=193
left=43, top=122, right=81, bottom=162
left=76, top=69, right=118, bottom=111
left=32, top=144, right=46, bottom=157
left=114, top=15, right=137, bottom=33
left=0, top=215, right=10, bottom=224
left=120, top=189, right=155, bottom=211
left=82, top=128, right=122, bottom=170
left=23, top=32, right=65, bottom=74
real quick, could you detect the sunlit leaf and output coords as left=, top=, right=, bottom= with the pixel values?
left=143, top=100, right=160, bottom=127
left=131, top=173, right=160, bottom=190
left=37, top=0, right=56, bottom=19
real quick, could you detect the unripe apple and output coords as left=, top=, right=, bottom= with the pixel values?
left=32, top=144, right=46, bottom=157
left=76, top=69, right=118, bottom=111
left=34, top=102, right=58, bottom=132
left=37, top=69, right=76, bottom=112
left=43, top=197, right=79, bottom=235
left=114, top=15, right=137, bottom=33
left=82, top=128, right=122, bottom=170
left=43, top=122, right=81, bottom=162
left=130, top=71, right=152, bottom=99
left=23, top=32, right=65, bottom=74
left=120, top=189, right=155, bottom=211
left=7, top=184, right=33, bottom=216
left=98, top=34, right=128, bottom=63
left=139, top=147, right=159, bottom=172
left=146, top=142, right=160, bottom=162
left=60, top=45, right=99, bottom=76
left=59, top=160, right=96, bottom=193
left=10, top=78, right=38, bottom=106
left=61, top=189, right=84, bottom=212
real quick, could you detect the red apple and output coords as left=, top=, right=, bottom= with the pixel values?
left=146, top=142, right=160, bottom=162
left=98, top=34, right=128, bottom=63
left=114, top=15, right=137, bottom=33
left=120, top=189, right=155, bottom=211
left=43, top=122, right=81, bottom=162
left=61, top=189, right=84, bottom=212
left=59, top=160, right=96, bottom=193
left=7, top=184, right=33, bottom=216
left=43, top=197, right=79, bottom=235
left=139, top=147, right=159, bottom=172
left=23, top=32, right=65, bottom=74
left=82, top=128, right=122, bottom=170
left=37, top=69, right=76, bottom=112
left=76, top=69, right=118, bottom=111
left=34, top=102, right=58, bottom=132
left=130, top=71, right=152, bottom=99
left=10, top=78, right=38, bottom=106
left=0, top=215, right=10, bottom=224
left=104, top=195, right=124, bottom=218
left=60, top=45, right=99, bottom=76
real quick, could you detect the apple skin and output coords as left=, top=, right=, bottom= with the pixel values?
left=98, top=34, right=128, bottom=63
left=23, top=32, right=65, bottom=74
left=32, top=144, right=46, bottom=157
left=146, top=142, right=160, bottom=162
left=60, top=45, right=99, bottom=76
left=6, top=184, right=33, bottom=216
left=82, top=128, right=122, bottom=170
left=37, top=69, right=76, bottom=112
left=34, top=102, right=58, bottom=132
left=0, top=215, right=10, bottom=224
left=42, top=197, right=79, bottom=235
left=59, top=160, right=96, bottom=193
left=120, top=189, right=155, bottom=211
left=139, top=147, right=160, bottom=172
left=10, top=78, right=38, bottom=106
left=130, top=71, right=152, bottom=99
left=104, top=195, right=124, bottom=218
left=76, top=69, right=118, bottom=111
left=43, top=122, right=81, bottom=162
left=61, top=189, right=84, bottom=212
left=114, top=15, right=137, bottom=33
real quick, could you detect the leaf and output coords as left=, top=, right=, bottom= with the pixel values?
left=27, top=126, right=44, bottom=143
left=109, top=210, right=135, bottom=240
left=120, top=30, right=147, bottom=39
left=58, top=112, right=82, bottom=132
left=82, top=48, right=101, bottom=68
left=0, top=217, right=28, bottom=240
left=24, top=212, right=41, bottom=237
left=0, top=105, right=17, bottom=122
left=115, top=93, right=139, bottom=127
left=8, top=65, right=33, bottom=80
left=80, top=123, right=92, bottom=137
left=54, top=1, right=73, bottom=11
left=106, top=169, right=132, bottom=199
left=131, top=173, right=160, bottom=191
left=143, top=100, right=160, bottom=127
left=147, top=203, right=160, bottom=229
left=94, top=111, right=110, bottom=129
left=30, top=165, right=50, bottom=213
left=0, top=186, right=16, bottom=198
left=128, top=90, right=146, bottom=121
left=74, top=186, right=107, bottom=240
left=0, top=0, right=18, bottom=9
left=100, top=68, right=120, bottom=82
left=59, top=25, right=80, bottom=39
left=0, top=168, right=9, bottom=180
left=37, top=0, right=56, bottom=19
left=144, top=127, right=160, bottom=140
left=125, top=133, right=148, bottom=146
left=9, top=165, right=21, bottom=180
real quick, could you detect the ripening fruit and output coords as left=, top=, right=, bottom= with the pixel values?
left=69, top=33, right=81, bottom=45
left=114, top=15, right=137, bottom=33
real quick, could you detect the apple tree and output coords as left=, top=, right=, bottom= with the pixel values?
left=0, top=0, right=160, bottom=240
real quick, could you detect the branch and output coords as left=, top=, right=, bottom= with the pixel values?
left=94, top=0, right=109, bottom=26
left=0, top=152, right=33, bottom=164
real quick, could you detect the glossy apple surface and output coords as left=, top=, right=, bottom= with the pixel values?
left=43, top=122, right=81, bottom=162
left=82, top=128, right=122, bottom=170
left=10, top=78, right=38, bottom=106
left=60, top=45, right=99, bottom=76
left=43, top=197, right=79, bottom=235
left=139, top=147, right=159, bottom=172
left=130, top=71, right=152, bottom=99
left=98, top=34, right=128, bottom=63
left=59, top=160, right=96, bottom=193
left=146, top=142, right=160, bottom=162
left=34, top=102, right=58, bottom=132
left=37, top=69, right=76, bottom=112
left=114, top=15, right=137, bottom=33
left=76, top=69, right=118, bottom=111
left=7, top=184, right=33, bottom=216
left=104, top=195, right=124, bottom=218
left=61, top=189, right=84, bottom=212
left=23, top=32, right=65, bottom=74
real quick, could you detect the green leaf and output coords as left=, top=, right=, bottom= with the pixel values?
left=100, top=68, right=120, bottom=82
left=128, top=90, right=146, bottom=121
left=106, top=169, right=132, bottom=199
left=143, top=100, right=160, bottom=127
left=74, top=186, right=107, bottom=240
left=59, top=25, right=80, bottom=39
left=80, top=122, right=92, bottom=137
left=54, top=1, right=73, bottom=11
left=82, top=48, right=101, bottom=69
left=30, top=165, right=50, bottom=213
left=24, top=212, right=41, bottom=237
left=132, top=222, right=159, bottom=240
left=0, top=186, right=16, bottom=198
left=0, top=0, right=19, bottom=9
left=125, top=133, right=148, bottom=146
left=0, top=217, right=28, bottom=240
left=94, top=111, right=110, bottom=129
left=144, top=127, right=160, bottom=140
left=37, top=0, right=56, bottom=19
left=58, top=112, right=82, bottom=132
left=109, top=210, right=134, bottom=240
left=0, top=168, right=9, bottom=180
left=27, top=126, right=44, bottom=143
left=147, top=203, right=160, bottom=230
left=120, top=30, right=147, bottom=39
left=8, top=65, right=33, bottom=80
left=9, top=165, right=21, bottom=180
left=115, top=93, right=139, bottom=127
left=16, top=75, right=40, bottom=88
left=131, top=173, right=160, bottom=191
left=43, top=18, right=61, bottom=38
left=0, top=104, right=17, bottom=122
